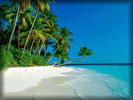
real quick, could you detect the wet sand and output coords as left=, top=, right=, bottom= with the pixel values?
left=3, top=76, right=81, bottom=100
left=1, top=67, right=81, bottom=100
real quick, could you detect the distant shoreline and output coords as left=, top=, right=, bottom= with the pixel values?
left=60, top=63, right=133, bottom=66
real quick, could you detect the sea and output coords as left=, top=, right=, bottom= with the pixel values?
left=64, top=65, right=131, bottom=100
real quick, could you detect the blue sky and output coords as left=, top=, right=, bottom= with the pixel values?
left=0, top=1, right=130, bottom=64
left=50, top=3, right=130, bottom=63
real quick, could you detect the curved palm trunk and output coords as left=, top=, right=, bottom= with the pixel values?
left=52, top=57, right=59, bottom=65
left=30, top=38, right=35, bottom=54
left=8, top=5, right=20, bottom=51
left=54, top=56, right=85, bottom=67
left=38, top=40, right=46, bottom=56
left=22, top=8, right=39, bottom=56
left=47, top=48, right=58, bottom=63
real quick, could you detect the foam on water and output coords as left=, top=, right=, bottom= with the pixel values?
left=64, top=66, right=130, bottom=100
left=34, top=65, right=130, bottom=100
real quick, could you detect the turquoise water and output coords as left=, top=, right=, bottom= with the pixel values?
left=68, top=65, right=130, bottom=83
left=65, top=65, right=130, bottom=99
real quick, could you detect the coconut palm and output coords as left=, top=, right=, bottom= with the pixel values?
left=58, top=27, right=74, bottom=64
left=22, top=0, right=55, bottom=56
left=8, top=0, right=30, bottom=51
left=78, top=46, right=94, bottom=60
left=38, top=32, right=57, bottom=56
left=55, top=46, right=94, bottom=66
left=45, top=51, right=52, bottom=62
left=52, top=48, right=70, bottom=65
left=44, top=39, right=54, bottom=56
left=0, top=3, right=10, bottom=26
left=29, top=30, right=40, bottom=54
left=17, top=8, right=34, bottom=49
left=8, top=8, right=34, bottom=49
left=28, top=17, right=57, bottom=55
left=36, top=10, right=59, bottom=56
left=46, top=42, right=60, bottom=63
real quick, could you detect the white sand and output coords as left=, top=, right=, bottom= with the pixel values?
left=2, top=66, right=74, bottom=93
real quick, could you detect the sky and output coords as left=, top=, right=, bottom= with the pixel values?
left=0, top=1, right=130, bottom=64
left=49, top=3, right=130, bottom=64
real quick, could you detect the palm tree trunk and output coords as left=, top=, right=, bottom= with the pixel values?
left=30, top=38, right=35, bottom=54
left=61, top=59, right=64, bottom=64
left=47, top=48, right=58, bottom=63
left=18, top=25, right=20, bottom=49
left=52, top=57, right=59, bottom=65
left=38, top=40, right=46, bottom=56
left=38, top=38, right=41, bottom=44
left=45, top=44, right=48, bottom=56
left=22, top=8, right=39, bottom=56
left=8, top=4, right=20, bottom=51
left=54, top=56, right=85, bottom=67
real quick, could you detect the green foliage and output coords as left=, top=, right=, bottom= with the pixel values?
left=78, top=46, right=94, bottom=57
left=54, top=48, right=70, bottom=64
left=45, top=51, right=52, bottom=61
left=0, top=45, right=8, bottom=71
left=7, top=50, right=18, bottom=67
left=0, top=1, right=92, bottom=66
left=32, top=54, right=49, bottom=66
left=0, top=45, right=49, bottom=68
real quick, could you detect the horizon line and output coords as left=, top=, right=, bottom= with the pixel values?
left=62, top=63, right=133, bottom=65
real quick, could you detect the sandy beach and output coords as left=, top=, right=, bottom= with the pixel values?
left=0, top=66, right=81, bottom=100
left=0, top=66, right=129, bottom=100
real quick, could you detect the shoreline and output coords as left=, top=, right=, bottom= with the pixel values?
left=4, top=76, right=81, bottom=100
left=2, top=66, right=75, bottom=94
left=1, top=66, right=129, bottom=100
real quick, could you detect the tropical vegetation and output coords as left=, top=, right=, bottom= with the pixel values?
left=0, top=0, right=94, bottom=71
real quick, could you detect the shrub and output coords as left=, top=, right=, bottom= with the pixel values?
left=0, top=45, right=49, bottom=68
left=0, top=46, right=8, bottom=71
left=18, top=50, right=33, bottom=67
left=32, top=54, right=48, bottom=66
left=7, top=50, right=18, bottom=67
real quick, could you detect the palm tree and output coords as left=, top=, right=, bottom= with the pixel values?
left=52, top=48, right=70, bottom=65
left=29, top=30, right=39, bottom=54
left=27, top=17, right=57, bottom=56
left=17, top=8, right=34, bottom=49
left=78, top=46, right=94, bottom=61
left=45, top=52, right=52, bottom=62
left=55, top=46, right=94, bottom=66
left=58, top=27, right=74, bottom=64
left=44, top=39, right=54, bottom=56
left=38, top=32, right=57, bottom=55
left=22, top=0, right=54, bottom=56
left=0, top=3, right=10, bottom=28
left=8, top=0, right=30, bottom=51
left=46, top=43, right=59, bottom=63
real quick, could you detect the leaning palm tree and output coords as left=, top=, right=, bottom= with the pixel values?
left=55, top=46, right=94, bottom=66
left=78, top=46, right=94, bottom=61
left=17, top=8, right=34, bottom=49
left=8, top=0, right=30, bottom=51
left=22, top=0, right=55, bottom=56
left=28, top=17, right=57, bottom=56
left=44, top=39, right=54, bottom=56
left=38, top=33, right=57, bottom=56
left=47, top=42, right=60, bottom=63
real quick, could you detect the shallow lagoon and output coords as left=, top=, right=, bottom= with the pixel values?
left=65, top=65, right=130, bottom=100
